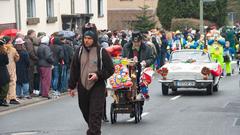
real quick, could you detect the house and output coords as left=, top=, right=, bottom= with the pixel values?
left=0, top=0, right=108, bottom=35
left=107, top=0, right=160, bottom=30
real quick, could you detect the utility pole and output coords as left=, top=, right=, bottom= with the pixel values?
left=200, top=0, right=204, bottom=34
left=15, top=0, right=21, bottom=30
left=200, top=0, right=216, bottom=34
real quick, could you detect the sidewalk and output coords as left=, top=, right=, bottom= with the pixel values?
left=0, top=97, right=49, bottom=113
left=0, top=93, right=68, bottom=113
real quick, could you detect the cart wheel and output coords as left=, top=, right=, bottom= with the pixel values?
left=134, top=102, right=140, bottom=123
left=110, top=103, right=117, bottom=124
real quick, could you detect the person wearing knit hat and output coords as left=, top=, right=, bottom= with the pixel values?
left=82, top=30, right=98, bottom=48
left=2, top=36, right=11, bottom=44
left=68, top=23, right=114, bottom=135
left=40, top=36, right=50, bottom=44
left=37, top=36, right=54, bottom=99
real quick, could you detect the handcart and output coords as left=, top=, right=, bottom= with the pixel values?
left=109, top=59, right=143, bottom=124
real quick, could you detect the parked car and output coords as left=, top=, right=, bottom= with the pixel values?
left=157, top=49, right=222, bottom=95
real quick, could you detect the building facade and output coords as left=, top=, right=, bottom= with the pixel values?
left=108, top=0, right=160, bottom=30
left=0, top=0, right=108, bottom=35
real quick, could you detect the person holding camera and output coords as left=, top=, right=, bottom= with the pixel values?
left=68, top=23, right=114, bottom=135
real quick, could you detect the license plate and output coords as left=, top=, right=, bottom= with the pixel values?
left=176, top=81, right=195, bottom=87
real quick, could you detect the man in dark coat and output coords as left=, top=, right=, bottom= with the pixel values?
left=68, top=23, right=114, bottom=135
left=50, top=37, right=64, bottom=95
left=122, top=30, right=155, bottom=84
left=24, top=29, right=38, bottom=95
left=0, top=39, right=10, bottom=106
left=122, top=30, right=155, bottom=115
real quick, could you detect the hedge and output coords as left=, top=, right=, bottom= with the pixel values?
left=170, top=18, right=215, bottom=31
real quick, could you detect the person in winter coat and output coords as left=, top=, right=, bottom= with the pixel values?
left=37, top=36, right=54, bottom=99
left=15, top=38, right=31, bottom=99
left=159, top=32, right=168, bottom=67
left=68, top=23, right=114, bottom=135
left=122, top=30, right=155, bottom=115
left=3, top=36, right=20, bottom=104
left=0, top=39, right=10, bottom=106
left=120, top=31, right=128, bottom=47
left=223, top=41, right=235, bottom=76
left=100, top=34, right=109, bottom=48
left=24, top=29, right=38, bottom=95
left=59, top=38, right=74, bottom=92
left=50, top=37, right=64, bottom=96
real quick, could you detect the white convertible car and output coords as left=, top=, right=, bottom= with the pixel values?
left=158, top=49, right=222, bottom=95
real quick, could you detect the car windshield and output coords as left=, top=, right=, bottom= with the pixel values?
left=170, top=51, right=211, bottom=63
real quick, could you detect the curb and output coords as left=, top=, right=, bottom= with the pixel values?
left=0, top=92, right=69, bottom=114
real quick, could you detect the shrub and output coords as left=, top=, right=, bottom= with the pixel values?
left=170, top=18, right=214, bottom=31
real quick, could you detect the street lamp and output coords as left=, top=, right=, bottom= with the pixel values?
left=200, top=0, right=216, bottom=34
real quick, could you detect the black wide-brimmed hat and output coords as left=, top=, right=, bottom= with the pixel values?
left=132, top=30, right=142, bottom=42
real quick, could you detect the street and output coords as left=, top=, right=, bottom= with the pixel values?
left=0, top=74, right=240, bottom=135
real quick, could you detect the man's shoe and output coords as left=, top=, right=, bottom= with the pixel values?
left=9, top=99, right=20, bottom=105
left=26, top=96, right=32, bottom=99
left=0, top=100, right=9, bottom=107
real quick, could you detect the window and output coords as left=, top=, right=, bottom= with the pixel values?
left=27, top=0, right=36, bottom=17
left=86, top=0, right=91, bottom=13
left=98, top=0, right=103, bottom=17
left=46, top=0, right=54, bottom=17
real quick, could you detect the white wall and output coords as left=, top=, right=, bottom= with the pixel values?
left=20, top=0, right=71, bottom=35
left=74, top=0, right=108, bottom=30
left=0, top=0, right=15, bottom=24
left=90, top=0, right=108, bottom=30
left=0, top=0, right=108, bottom=34
left=75, top=0, right=85, bottom=13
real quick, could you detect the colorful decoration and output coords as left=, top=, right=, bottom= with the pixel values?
left=105, top=45, right=122, bottom=57
left=157, top=67, right=169, bottom=80
left=140, top=67, right=154, bottom=99
left=210, top=65, right=222, bottom=77
left=109, top=57, right=133, bottom=89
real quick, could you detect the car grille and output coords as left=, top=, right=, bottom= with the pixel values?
left=167, top=72, right=203, bottom=80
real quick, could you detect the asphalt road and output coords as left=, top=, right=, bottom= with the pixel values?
left=0, top=74, right=240, bottom=135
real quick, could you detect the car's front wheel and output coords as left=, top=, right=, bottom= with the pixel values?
left=162, top=83, right=169, bottom=95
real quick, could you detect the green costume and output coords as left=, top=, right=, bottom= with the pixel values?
left=209, top=39, right=224, bottom=69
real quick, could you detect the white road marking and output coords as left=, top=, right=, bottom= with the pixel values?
left=170, top=95, right=182, bottom=101
left=127, top=112, right=149, bottom=122
left=11, top=132, right=38, bottom=135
